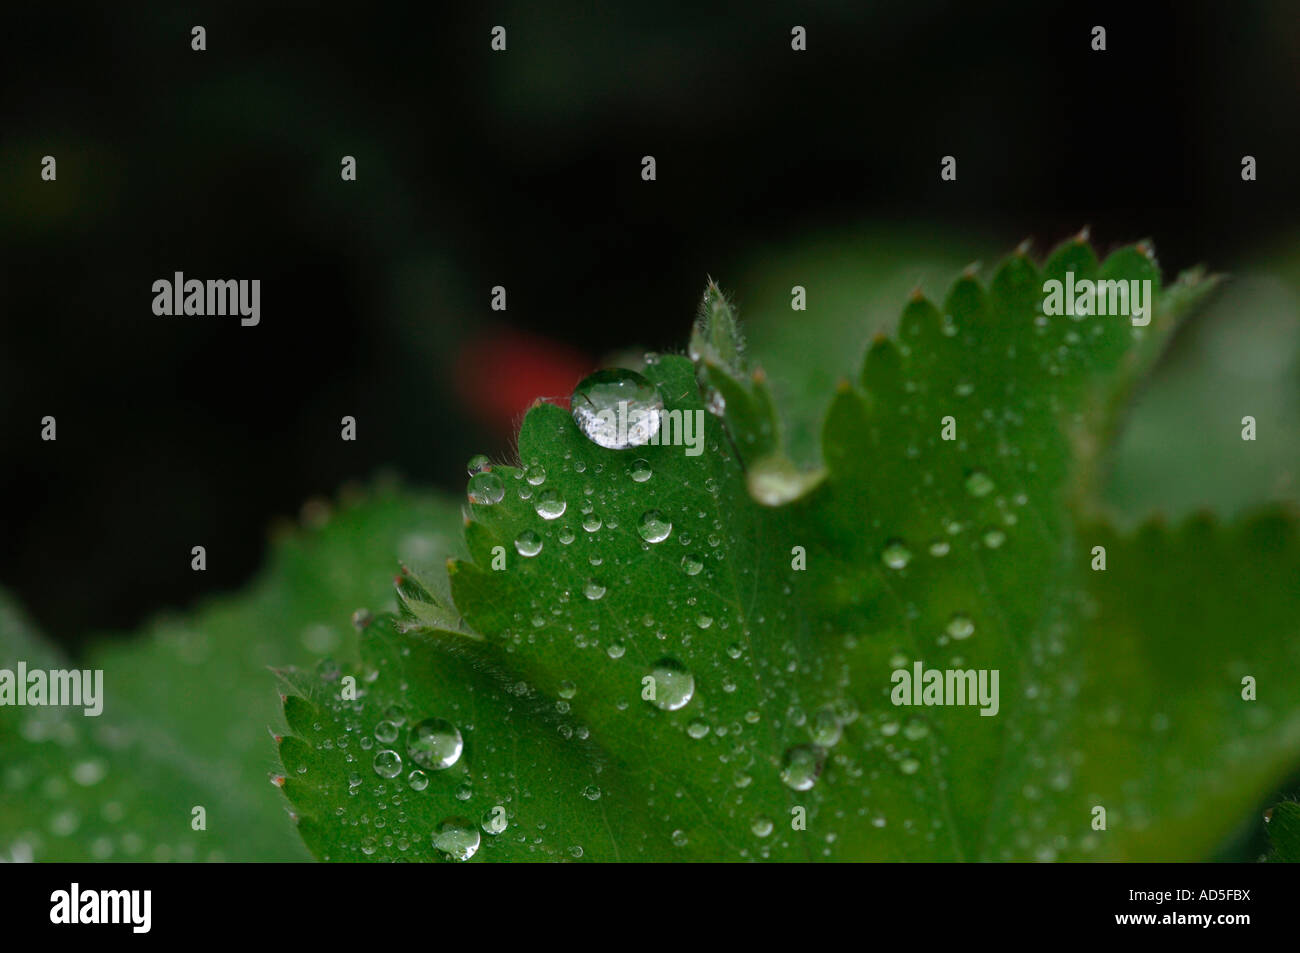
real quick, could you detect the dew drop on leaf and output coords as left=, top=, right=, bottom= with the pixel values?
left=374, top=720, right=399, bottom=744
left=779, top=744, right=825, bottom=791
left=372, top=749, right=402, bottom=779
left=630, top=458, right=652, bottom=482
left=946, top=614, right=975, bottom=640
left=514, top=530, right=543, bottom=557
left=583, top=579, right=606, bottom=601
left=637, top=509, right=673, bottom=543
left=432, top=818, right=480, bottom=861
left=467, top=471, right=505, bottom=505
left=647, top=658, right=695, bottom=711
left=535, top=489, right=566, bottom=520
left=570, top=369, right=664, bottom=450
left=466, top=454, right=490, bottom=475
left=882, top=539, right=912, bottom=570
left=481, top=807, right=508, bottom=835
left=407, top=718, right=464, bottom=771
left=408, top=770, right=429, bottom=791
left=965, top=469, right=995, bottom=498
left=682, top=553, right=704, bottom=576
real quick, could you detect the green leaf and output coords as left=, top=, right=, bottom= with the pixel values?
left=1266, top=801, right=1300, bottom=862
left=0, top=483, right=464, bottom=861
left=282, top=239, right=1300, bottom=861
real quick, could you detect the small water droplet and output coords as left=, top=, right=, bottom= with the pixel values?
left=571, top=369, right=664, bottom=450
left=928, top=539, right=950, bottom=557
left=965, top=469, right=995, bottom=498
left=647, top=658, right=695, bottom=711
left=407, top=718, right=464, bottom=771
left=630, top=459, right=653, bottom=483
left=482, top=807, right=509, bottom=835
left=432, top=818, right=481, bottom=861
left=946, top=614, right=975, bottom=640
left=681, top=553, right=704, bottom=576
left=467, top=471, right=505, bottom=505
left=514, top=530, right=543, bottom=557
left=535, top=489, right=566, bottom=520
left=524, top=463, right=547, bottom=485
left=780, top=744, right=825, bottom=791
left=408, top=769, right=429, bottom=791
left=686, top=719, right=710, bottom=739
left=983, top=528, right=1006, bottom=549
left=467, top=454, right=490, bottom=475
left=882, top=539, right=912, bottom=570
left=373, top=749, right=402, bottom=779
left=751, top=816, right=774, bottom=837
left=636, top=509, right=672, bottom=543
left=583, top=579, right=606, bottom=601
left=374, top=720, right=399, bottom=744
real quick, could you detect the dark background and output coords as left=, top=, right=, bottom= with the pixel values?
left=2, top=0, right=1297, bottom=646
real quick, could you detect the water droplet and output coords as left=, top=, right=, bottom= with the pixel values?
left=408, top=769, right=429, bottom=791
left=606, top=642, right=626, bottom=659
left=373, top=749, right=402, bottom=779
left=374, top=720, right=399, bottom=744
left=965, top=470, right=995, bottom=498
left=514, top=530, right=543, bottom=557
left=671, top=829, right=690, bottom=847
left=780, top=745, right=825, bottom=791
left=928, top=539, right=950, bottom=557
left=467, top=471, right=505, bottom=505
left=647, top=658, right=695, bottom=711
left=534, top=489, right=566, bottom=520
left=630, top=459, right=652, bottom=482
left=467, top=454, right=490, bottom=475
left=681, top=553, right=704, bottom=576
left=810, top=708, right=843, bottom=747
left=635, top=509, right=672, bottom=544
left=570, top=369, right=664, bottom=450
left=946, top=614, right=975, bottom=640
left=432, top=818, right=480, bottom=861
left=900, top=757, right=921, bottom=775
left=582, top=514, right=602, bottom=533
left=407, top=718, right=463, bottom=771
left=751, top=816, right=774, bottom=837
left=481, top=807, right=508, bottom=835
left=558, top=526, right=576, bottom=544
left=583, top=579, right=606, bottom=601
left=524, top=463, right=547, bottom=486
left=558, top=680, right=577, bottom=700
left=882, top=539, right=912, bottom=570
left=983, top=528, right=1006, bottom=549
left=686, top=718, right=710, bottom=739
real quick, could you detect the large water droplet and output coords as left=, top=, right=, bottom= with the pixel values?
left=535, top=489, right=567, bottom=520
left=514, top=530, right=543, bottom=557
left=432, top=818, right=480, bottom=861
left=373, top=749, right=402, bottom=779
left=780, top=744, right=825, bottom=791
left=637, top=509, right=672, bottom=543
left=467, top=471, right=505, bottom=505
left=647, top=658, right=695, bottom=711
left=630, top=459, right=652, bottom=483
left=407, top=718, right=464, bottom=771
left=570, top=369, right=664, bottom=450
